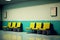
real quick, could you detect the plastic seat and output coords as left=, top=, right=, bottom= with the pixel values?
left=16, top=22, right=22, bottom=32
left=26, top=22, right=35, bottom=30
left=36, top=22, right=42, bottom=34
left=12, top=22, right=16, bottom=28
left=43, top=22, right=50, bottom=30
left=36, top=22, right=42, bottom=30
left=8, top=22, right=13, bottom=31
left=8, top=22, right=12, bottom=28
left=26, top=22, right=36, bottom=33
left=12, top=22, right=22, bottom=32
left=17, top=22, right=21, bottom=28
left=42, top=22, right=50, bottom=35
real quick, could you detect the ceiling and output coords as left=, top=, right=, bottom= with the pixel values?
left=0, top=0, right=34, bottom=5
left=0, top=0, right=60, bottom=5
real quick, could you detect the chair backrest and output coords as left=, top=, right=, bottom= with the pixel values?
left=30, top=22, right=35, bottom=29
left=8, top=22, right=12, bottom=28
left=12, top=22, right=16, bottom=28
left=36, top=22, right=42, bottom=30
left=43, top=22, right=50, bottom=30
left=17, top=22, right=21, bottom=28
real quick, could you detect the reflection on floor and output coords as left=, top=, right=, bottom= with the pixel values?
left=0, top=30, right=60, bottom=40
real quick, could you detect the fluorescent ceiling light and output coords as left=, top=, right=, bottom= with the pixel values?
left=5, top=0, right=11, bottom=1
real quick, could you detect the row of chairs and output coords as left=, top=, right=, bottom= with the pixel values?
left=3, top=22, right=22, bottom=32
left=8, top=22, right=21, bottom=28
left=27, top=22, right=50, bottom=30
left=3, top=22, right=51, bottom=35
left=26, top=22, right=51, bottom=35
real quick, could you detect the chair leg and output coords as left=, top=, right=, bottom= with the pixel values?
left=37, top=30, right=42, bottom=34
left=17, top=28, right=19, bottom=32
left=42, top=30, right=47, bottom=35
left=47, top=30, right=51, bottom=35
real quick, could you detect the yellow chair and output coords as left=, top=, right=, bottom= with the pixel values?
left=8, top=22, right=12, bottom=28
left=16, top=22, right=22, bottom=32
left=12, top=22, right=17, bottom=28
left=26, top=22, right=35, bottom=30
left=12, top=22, right=22, bottom=32
left=17, top=22, right=21, bottom=28
left=41, top=22, right=50, bottom=35
left=35, top=22, right=42, bottom=30
left=43, top=22, right=50, bottom=30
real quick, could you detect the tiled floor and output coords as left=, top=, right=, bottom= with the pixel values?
left=0, top=30, right=60, bottom=40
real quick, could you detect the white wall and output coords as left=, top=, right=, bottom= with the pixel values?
left=2, top=2, right=60, bottom=21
